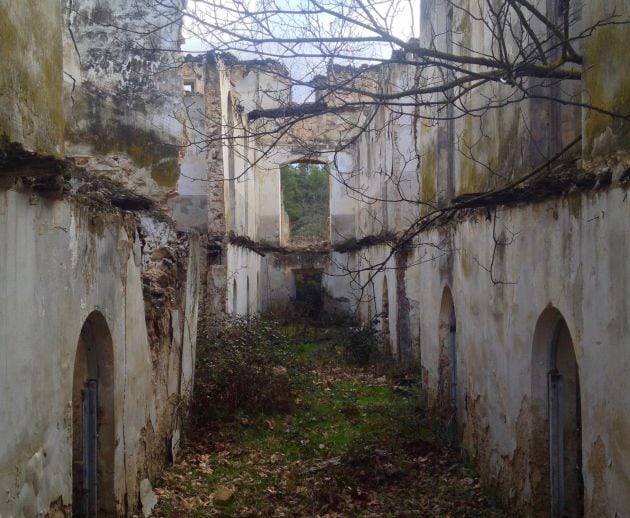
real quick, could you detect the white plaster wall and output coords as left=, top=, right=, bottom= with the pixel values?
left=329, top=151, right=356, bottom=244
left=169, top=93, right=210, bottom=233
left=355, top=186, right=630, bottom=514
left=350, top=66, right=419, bottom=239
left=256, top=154, right=282, bottom=243
left=181, top=235, right=201, bottom=398
left=323, top=251, right=357, bottom=317
left=227, top=245, right=262, bottom=315
left=355, top=246, right=399, bottom=354
left=0, top=190, right=198, bottom=515
left=63, top=0, right=186, bottom=204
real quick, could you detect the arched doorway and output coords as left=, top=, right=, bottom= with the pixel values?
left=438, top=287, right=457, bottom=426
left=72, top=311, right=115, bottom=516
left=381, top=276, right=391, bottom=354
left=532, top=307, right=583, bottom=517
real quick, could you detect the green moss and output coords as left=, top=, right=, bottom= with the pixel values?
left=459, top=158, right=487, bottom=194
left=65, top=87, right=180, bottom=180
left=151, top=158, right=180, bottom=187
left=0, top=0, right=64, bottom=156
left=583, top=24, right=630, bottom=159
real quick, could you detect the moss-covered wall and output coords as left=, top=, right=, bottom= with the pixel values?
left=583, top=1, right=630, bottom=159
left=63, top=0, right=185, bottom=197
left=417, top=0, right=582, bottom=202
left=418, top=122, right=438, bottom=214
left=0, top=0, right=64, bottom=156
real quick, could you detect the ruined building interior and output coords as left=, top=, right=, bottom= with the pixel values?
left=1, top=0, right=629, bottom=516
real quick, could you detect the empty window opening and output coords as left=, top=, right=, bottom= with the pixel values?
left=293, top=269, right=324, bottom=318
left=184, top=81, right=194, bottom=93
left=532, top=308, right=583, bottom=517
left=438, top=286, right=457, bottom=428
left=72, top=311, right=116, bottom=516
left=281, top=161, right=330, bottom=245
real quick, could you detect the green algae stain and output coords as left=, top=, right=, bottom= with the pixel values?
left=583, top=23, right=630, bottom=159
left=0, top=0, right=64, bottom=156
left=151, top=158, right=180, bottom=187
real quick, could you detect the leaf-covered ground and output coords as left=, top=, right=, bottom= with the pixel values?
left=154, top=325, right=506, bottom=517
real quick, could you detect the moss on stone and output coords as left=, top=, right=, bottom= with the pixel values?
left=151, top=158, right=180, bottom=187
left=583, top=24, right=630, bottom=159
left=65, top=86, right=180, bottom=182
left=0, top=0, right=64, bottom=156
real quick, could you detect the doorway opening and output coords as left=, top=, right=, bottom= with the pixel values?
left=72, top=311, right=116, bottom=516
left=438, top=287, right=457, bottom=426
left=381, top=276, right=391, bottom=354
left=293, top=268, right=324, bottom=318
left=532, top=307, right=583, bottom=517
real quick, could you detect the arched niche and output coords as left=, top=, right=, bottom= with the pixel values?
left=531, top=306, right=583, bottom=518
left=437, top=286, right=457, bottom=426
left=72, top=310, right=116, bottom=516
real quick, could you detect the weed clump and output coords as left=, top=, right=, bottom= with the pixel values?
left=193, top=316, right=301, bottom=428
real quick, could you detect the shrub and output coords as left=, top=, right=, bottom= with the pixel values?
left=192, top=316, right=302, bottom=428
left=343, top=323, right=380, bottom=365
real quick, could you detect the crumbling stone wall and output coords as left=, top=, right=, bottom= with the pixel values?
left=204, top=57, right=369, bottom=316
left=0, top=174, right=201, bottom=515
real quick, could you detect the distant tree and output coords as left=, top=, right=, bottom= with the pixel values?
left=281, top=163, right=330, bottom=242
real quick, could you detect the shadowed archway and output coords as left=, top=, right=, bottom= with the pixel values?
left=532, top=306, right=583, bottom=518
left=72, top=310, right=116, bottom=516
left=381, top=276, right=391, bottom=354
left=438, top=286, right=457, bottom=427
